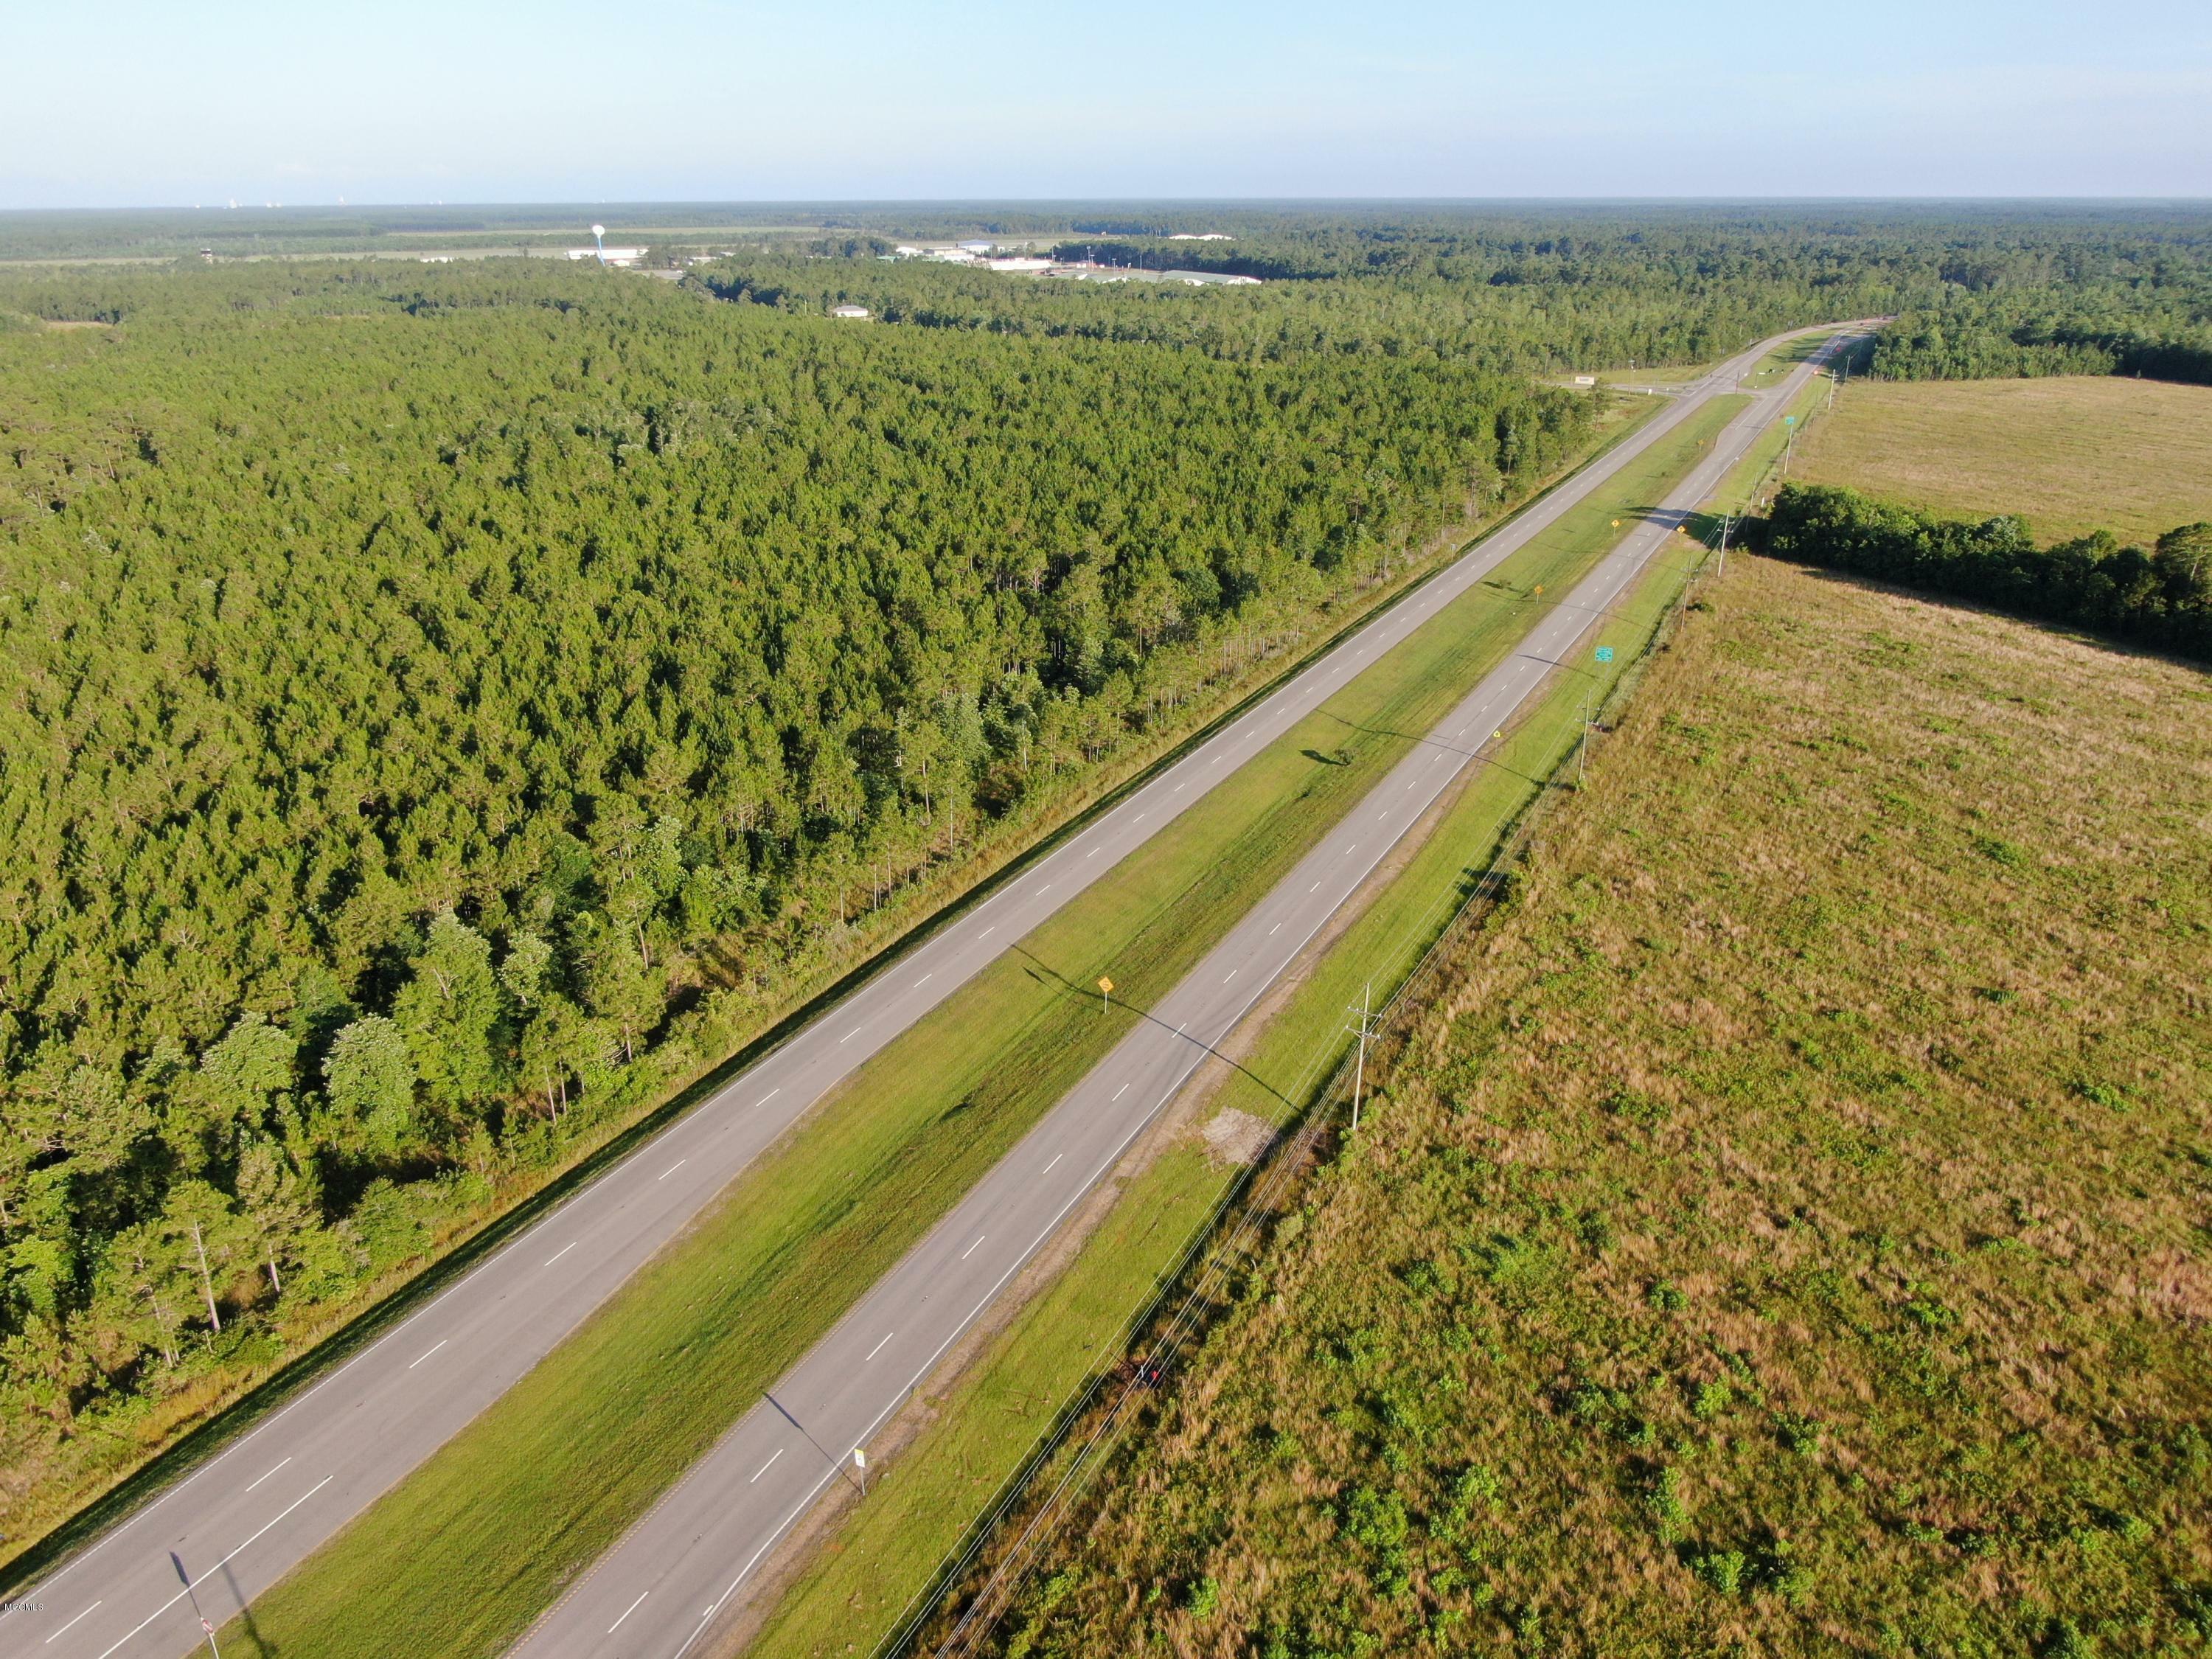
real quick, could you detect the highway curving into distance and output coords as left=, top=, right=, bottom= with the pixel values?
left=4, top=323, right=1863, bottom=1659
left=504, top=324, right=1867, bottom=1659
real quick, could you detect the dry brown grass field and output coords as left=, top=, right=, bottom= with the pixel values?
left=1790, top=377, right=2212, bottom=545
left=985, top=558, right=2212, bottom=1658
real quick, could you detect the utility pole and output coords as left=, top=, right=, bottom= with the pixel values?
left=170, top=1554, right=222, bottom=1658
left=1717, top=511, right=1733, bottom=579
left=1578, top=690, right=1591, bottom=787
left=1344, top=981, right=1377, bottom=1135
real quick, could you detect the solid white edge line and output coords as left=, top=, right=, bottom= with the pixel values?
left=408, top=1340, right=445, bottom=1369
left=609, top=1590, right=649, bottom=1634
left=94, top=1476, right=334, bottom=1659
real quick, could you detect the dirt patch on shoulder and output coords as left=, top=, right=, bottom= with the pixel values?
left=1201, top=1108, right=1277, bottom=1166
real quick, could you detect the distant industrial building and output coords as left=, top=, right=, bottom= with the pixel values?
left=829, top=303, right=871, bottom=319
left=1167, top=233, right=1235, bottom=241
left=1162, top=269, right=1260, bottom=286
left=566, top=246, right=648, bottom=267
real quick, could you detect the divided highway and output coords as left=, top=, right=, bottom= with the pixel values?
left=4, top=324, right=1860, bottom=1659
left=506, top=326, right=1866, bottom=1659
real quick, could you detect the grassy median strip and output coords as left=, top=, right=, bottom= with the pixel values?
left=220, top=397, right=1747, bottom=1659
left=742, top=473, right=1720, bottom=1659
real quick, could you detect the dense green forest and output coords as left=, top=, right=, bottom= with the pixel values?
left=1765, top=486, right=2212, bottom=657
left=4, top=203, right=2210, bottom=1554
left=1868, top=237, right=2212, bottom=384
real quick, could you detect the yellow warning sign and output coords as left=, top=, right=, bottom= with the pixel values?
left=1097, top=977, right=1114, bottom=995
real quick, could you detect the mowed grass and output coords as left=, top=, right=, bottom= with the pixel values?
left=220, top=406, right=1749, bottom=1658
left=986, top=558, right=2212, bottom=1658
left=1792, top=375, right=2212, bottom=543
left=744, top=501, right=1725, bottom=1659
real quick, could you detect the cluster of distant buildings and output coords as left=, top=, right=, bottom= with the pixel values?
left=869, top=238, right=1261, bottom=292
left=566, top=244, right=650, bottom=268
left=398, top=229, right=1259, bottom=318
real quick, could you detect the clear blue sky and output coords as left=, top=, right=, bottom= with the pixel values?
left=9, top=0, right=2208, bottom=208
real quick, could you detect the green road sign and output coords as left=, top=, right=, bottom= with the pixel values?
left=1784, top=415, right=1797, bottom=425
left=1595, top=646, right=1615, bottom=663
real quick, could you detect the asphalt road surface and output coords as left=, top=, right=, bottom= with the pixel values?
left=5, top=323, right=1863, bottom=1659
left=503, top=326, right=1867, bottom=1659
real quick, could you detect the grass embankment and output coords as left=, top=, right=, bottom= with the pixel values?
left=984, top=558, right=2212, bottom=1657
left=220, top=405, right=1750, bottom=1658
left=1792, top=376, right=2212, bottom=543
left=745, top=504, right=1726, bottom=1659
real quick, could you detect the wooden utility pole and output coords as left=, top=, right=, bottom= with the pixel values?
left=1345, top=981, right=1378, bottom=1134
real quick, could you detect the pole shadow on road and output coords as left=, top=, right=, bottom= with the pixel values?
left=1008, top=945, right=1295, bottom=1113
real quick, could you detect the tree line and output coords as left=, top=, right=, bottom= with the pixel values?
left=1766, top=485, right=2212, bottom=660
left=1868, top=240, right=2212, bottom=386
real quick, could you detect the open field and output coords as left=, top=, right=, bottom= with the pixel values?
left=1792, top=376, right=2212, bottom=543
left=743, top=498, right=1724, bottom=1659
left=979, top=556, right=2212, bottom=1658
left=215, top=405, right=1746, bottom=1659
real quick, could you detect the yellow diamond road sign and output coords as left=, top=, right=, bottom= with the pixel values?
left=1098, top=977, right=1114, bottom=995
